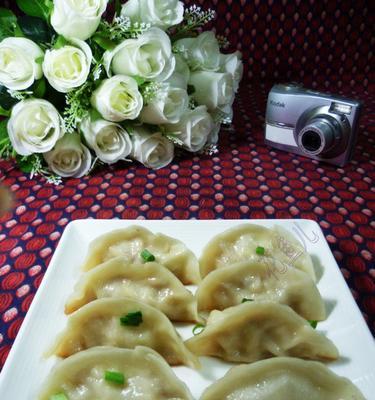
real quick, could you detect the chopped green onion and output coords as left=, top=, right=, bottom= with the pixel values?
left=241, top=298, right=254, bottom=303
left=192, top=323, right=206, bottom=336
left=256, top=246, right=265, bottom=255
left=104, top=370, right=125, bottom=385
left=141, top=249, right=155, bottom=262
left=50, top=394, right=68, bottom=400
left=120, top=311, right=143, bottom=326
left=309, top=320, right=318, bottom=329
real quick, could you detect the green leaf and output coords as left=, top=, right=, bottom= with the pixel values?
left=0, top=8, right=15, bottom=18
left=18, top=15, right=52, bottom=42
left=92, top=34, right=117, bottom=51
left=16, top=155, right=34, bottom=173
left=53, top=35, right=68, bottom=49
left=32, top=78, right=46, bottom=98
left=309, top=320, right=318, bottom=329
left=43, top=81, right=66, bottom=111
left=0, top=106, right=10, bottom=117
left=133, top=76, right=146, bottom=86
left=187, top=85, right=195, bottom=95
left=0, top=8, right=17, bottom=27
left=0, top=85, right=18, bottom=110
left=241, top=298, right=254, bottom=303
left=122, top=122, right=133, bottom=135
left=0, top=8, right=20, bottom=40
left=115, top=0, right=122, bottom=15
left=35, top=56, right=44, bottom=64
left=0, top=119, right=13, bottom=160
left=0, top=119, right=9, bottom=141
left=89, top=108, right=102, bottom=122
left=16, top=0, right=52, bottom=21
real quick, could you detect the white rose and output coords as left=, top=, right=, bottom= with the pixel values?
left=175, top=31, right=221, bottom=71
left=166, top=54, right=190, bottom=89
left=104, top=28, right=175, bottom=82
left=130, top=126, right=174, bottom=169
left=43, top=39, right=92, bottom=93
left=0, top=37, right=43, bottom=91
left=220, top=51, right=244, bottom=92
left=44, top=133, right=92, bottom=178
left=206, top=122, right=221, bottom=145
left=189, top=71, right=234, bottom=111
left=213, top=101, right=234, bottom=123
left=164, top=106, right=214, bottom=152
left=80, top=117, right=132, bottom=164
left=140, top=85, right=189, bottom=125
left=121, top=0, right=184, bottom=30
left=51, top=0, right=108, bottom=40
left=7, top=99, right=64, bottom=156
left=91, top=75, right=143, bottom=122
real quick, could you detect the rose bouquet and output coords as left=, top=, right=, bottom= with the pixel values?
left=0, top=0, right=243, bottom=182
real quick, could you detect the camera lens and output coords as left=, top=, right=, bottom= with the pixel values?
left=301, top=130, right=322, bottom=152
left=298, top=117, right=338, bottom=156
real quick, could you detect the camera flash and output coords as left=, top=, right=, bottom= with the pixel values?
left=331, top=103, right=352, bottom=115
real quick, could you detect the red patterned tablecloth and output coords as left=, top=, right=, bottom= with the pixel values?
left=0, top=0, right=374, bottom=370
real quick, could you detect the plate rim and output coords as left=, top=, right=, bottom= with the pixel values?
left=0, top=218, right=373, bottom=396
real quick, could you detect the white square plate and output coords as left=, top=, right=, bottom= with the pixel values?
left=0, top=219, right=374, bottom=399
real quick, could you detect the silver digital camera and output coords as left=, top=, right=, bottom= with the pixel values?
left=265, top=84, right=362, bottom=166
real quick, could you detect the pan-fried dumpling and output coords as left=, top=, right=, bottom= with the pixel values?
left=65, top=258, right=200, bottom=322
left=196, top=259, right=326, bottom=321
left=200, top=357, right=365, bottom=400
left=81, top=225, right=200, bottom=284
left=50, top=298, right=199, bottom=369
left=38, top=346, right=194, bottom=400
left=185, top=302, right=338, bottom=363
left=199, top=224, right=315, bottom=280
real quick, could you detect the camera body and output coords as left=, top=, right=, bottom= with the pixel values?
left=265, top=84, right=362, bottom=167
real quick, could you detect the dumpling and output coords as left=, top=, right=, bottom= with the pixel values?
left=200, top=357, right=365, bottom=400
left=196, top=259, right=326, bottom=321
left=65, top=258, right=200, bottom=323
left=199, top=224, right=316, bottom=280
left=81, top=225, right=200, bottom=284
left=38, top=346, right=194, bottom=400
left=185, top=302, right=338, bottom=363
left=50, top=298, right=199, bottom=369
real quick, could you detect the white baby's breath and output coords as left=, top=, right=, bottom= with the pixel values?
left=93, top=65, right=103, bottom=81
left=7, top=89, right=33, bottom=100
